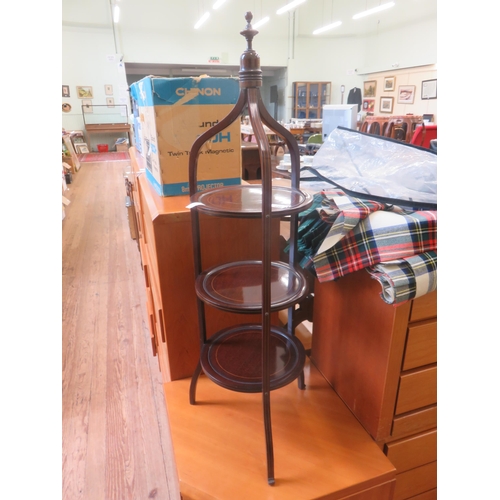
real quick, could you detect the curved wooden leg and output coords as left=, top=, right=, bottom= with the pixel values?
left=189, top=362, right=203, bottom=405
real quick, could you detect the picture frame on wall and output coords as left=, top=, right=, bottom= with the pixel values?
left=421, top=79, right=437, bottom=100
left=76, top=86, right=93, bottom=99
left=362, top=98, right=375, bottom=113
left=383, top=77, right=395, bottom=92
left=62, top=85, right=70, bottom=97
left=82, top=99, right=93, bottom=113
left=397, top=85, right=416, bottom=104
left=380, top=96, right=394, bottom=113
left=363, top=80, right=377, bottom=98
left=105, top=84, right=113, bottom=95
left=106, top=97, right=115, bottom=107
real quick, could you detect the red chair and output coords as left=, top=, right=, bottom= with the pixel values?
left=410, top=123, right=437, bottom=149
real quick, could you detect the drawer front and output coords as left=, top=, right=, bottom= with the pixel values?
left=396, top=366, right=437, bottom=415
left=406, top=489, right=437, bottom=500
left=392, top=406, right=437, bottom=439
left=385, top=429, right=437, bottom=473
left=409, top=290, right=437, bottom=322
left=394, top=461, right=437, bottom=500
left=402, top=322, right=437, bottom=371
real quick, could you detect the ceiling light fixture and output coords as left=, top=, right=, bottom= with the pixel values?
left=194, top=12, right=210, bottom=29
left=113, top=4, right=120, bottom=23
left=352, top=1, right=395, bottom=20
left=253, top=16, right=270, bottom=28
left=313, top=20, right=342, bottom=35
left=276, top=0, right=307, bottom=15
left=212, top=0, right=227, bottom=9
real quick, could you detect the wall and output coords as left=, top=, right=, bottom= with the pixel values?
left=284, top=15, right=436, bottom=120
left=358, top=65, right=437, bottom=121
left=62, top=25, right=130, bottom=150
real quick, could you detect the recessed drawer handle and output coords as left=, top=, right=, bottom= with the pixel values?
left=158, top=309, right=166, bottom=343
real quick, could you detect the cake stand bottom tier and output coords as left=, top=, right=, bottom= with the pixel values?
left=200, top=323, right=306, bottom=393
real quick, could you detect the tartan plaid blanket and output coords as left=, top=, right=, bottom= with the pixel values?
left=367, top=251, right=437, bottom=305
left=293, top=191, right=437, bottom=304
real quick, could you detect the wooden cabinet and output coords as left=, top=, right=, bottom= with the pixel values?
left=128, top=147, right=281, bottom=382
left=292, top=81, right=331, bottom=119
left=311, top=270, right=437, bottom=500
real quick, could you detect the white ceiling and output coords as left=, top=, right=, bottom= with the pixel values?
left=63, top=0, right=437, bottom=40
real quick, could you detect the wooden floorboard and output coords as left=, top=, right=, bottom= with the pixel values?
left=62, top=161, right=180, bottom=500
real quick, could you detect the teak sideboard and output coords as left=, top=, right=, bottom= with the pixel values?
left=311, top=270, right=437, bottom=500
left=128, top=147, right=280, bottom=382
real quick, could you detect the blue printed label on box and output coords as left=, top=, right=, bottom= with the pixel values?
left=130, top=76, right=241, bottom=197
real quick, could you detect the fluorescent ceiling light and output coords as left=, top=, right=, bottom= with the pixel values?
left=212, top=0, right=227, bottom=9
left=253, top=16, right=270, bottom=28
left=194, top=12, right=210, bottom=29
left=313, top=21, right=342, bottom=35
left=113, top=5, right=120, bottom=23
left=277, top=0, right=307, bottom=15
left=353, top=1, right=395, bottom=20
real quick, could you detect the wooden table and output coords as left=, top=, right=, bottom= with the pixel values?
left=287, top=126, right=322, bottom=143
left=85, top=123, right=132, bottom=151
left=164, top=359, right=396, bottom=500
left=241, top=123, right=285, bottom=155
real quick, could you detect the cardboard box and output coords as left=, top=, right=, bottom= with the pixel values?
left=116, top=143, right=129, bottom=152
left=130, top=76, right=241, bottom=196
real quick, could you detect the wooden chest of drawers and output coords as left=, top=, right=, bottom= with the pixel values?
left=128, top=148, right=280, bottom=382
left=311, top=270, right=437, bottom=500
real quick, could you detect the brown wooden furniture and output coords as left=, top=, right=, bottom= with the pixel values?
left=288, top=125, right=322, bottom=143
left=384, top=116, right=423, bottom=143
left=292, top=81, right=331, bottom=119
left=311, top=270, right=437, bottom=500
left=360, top=115, right=423, bottom=143
left=164, top=358, right=396, bottom=500
left=128, top=147, right=281, bottom=382
left=241, top=142, right=261, bottom=180
left=360, top=116, right=390, bottom=136
left=85, top=123, right=132, bottom=151
left=187, top=14, right=314, bottom=485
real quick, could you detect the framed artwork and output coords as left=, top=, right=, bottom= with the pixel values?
left=76, top=144, right=89, bottom=154
left=76, top=86, right=93, bottom=99
left=62, top=103, right=72, bottom=113
left=62, top=85, right=70, bottom=97
left=380, top=96, right=394, bottom=114
left=383, top=77, right=395, bottom=92
left=106, top=97, right=115, bottom=107
left=363, top=80, right=377, bottom=98
left=105, top=84, right=113, bottom=95
left=397, top=85, right=416, bottom=104
left=421, top=79, right=437, bottom=100
left=82, top=99, right=93, bottom=113
left=362, top=98, right=375, bottom=113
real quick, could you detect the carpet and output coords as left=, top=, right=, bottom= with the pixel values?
left=79, top=152, right=130, bottom=162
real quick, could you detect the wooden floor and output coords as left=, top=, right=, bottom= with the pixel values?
left=62, top=160, right=180, bottom=500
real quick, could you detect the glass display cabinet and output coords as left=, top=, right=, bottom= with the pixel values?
left=292, top=82, right=331, bottom=119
